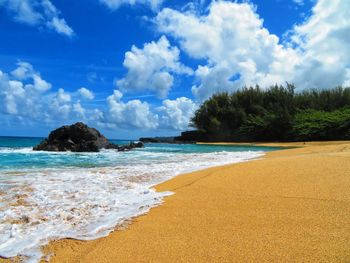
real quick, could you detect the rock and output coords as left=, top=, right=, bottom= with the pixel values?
left=139, top=135, right=196, bottom=144
left=139, top=137, right=161, bottom=143
left=117, top=145, right=131, bottom=152
left=117, top=141, right=144, bottom=152
left=33, top=122, right=118, bottom=152
left=174, top=130, right=207, bottom=142
left=139, top=137, right=176, bottom=143
left=129, top=141, right=144, bottom=148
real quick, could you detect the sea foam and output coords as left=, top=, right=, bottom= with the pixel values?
left=0, top=146, right=264, bottom=262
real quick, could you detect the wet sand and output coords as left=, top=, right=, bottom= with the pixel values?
left=3, top=141, right=350, bottom=262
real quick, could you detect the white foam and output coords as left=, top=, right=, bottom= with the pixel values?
left=0, top=150, right=264, bottom=262
left=0, top=147, right=78, bottom=155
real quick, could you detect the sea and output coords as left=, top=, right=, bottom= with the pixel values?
left=0, top=136, right=280, bottom=262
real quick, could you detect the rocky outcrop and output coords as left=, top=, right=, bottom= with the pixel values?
left=174, top=130, right=207, bottom=142
left=33, top=122, right=134, bottom=152
left=139, top=137, right=176, bottom=143
left=117, top=142, right=144, bottom=151
left=139, top=135, right=197, bottom=144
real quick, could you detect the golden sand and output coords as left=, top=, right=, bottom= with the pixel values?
left=2, top=141, right=350, bottom=262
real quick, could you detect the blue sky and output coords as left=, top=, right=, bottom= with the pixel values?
left=0, top=0, right=349, bottom=139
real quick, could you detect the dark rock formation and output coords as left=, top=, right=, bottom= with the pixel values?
left=139, top=136, right=176, bottom=143
left=139, top=134, right=198, bottom=144
left=33, top=122, right=119, bottom=152
left=117, top=141, right=144, bottom=152
left=174, top=130, right=207, bottom=142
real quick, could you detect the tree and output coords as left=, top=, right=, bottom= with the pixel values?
left=190, top=85, right=350, bottom=142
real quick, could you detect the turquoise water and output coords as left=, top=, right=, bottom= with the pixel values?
left=0, top=137, right=131, bottom=170
left=0, top=136, right=280, bottom=170
left=0, top=136, right=280, bottom=262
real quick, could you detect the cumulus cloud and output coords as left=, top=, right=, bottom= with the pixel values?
left=105, top=90, right=197, bottom=130
left=99, top=0, right=163, bottom=10
left=106, top=90, right=159, bottom=129
left=32, top=74, right=52, bottom=92
left=11, top=61, right=34, bottom=80
left=1, top=61, right=198, bottom=132
left=0, top=62, right=98, bottom=125
left=1, top=68, right=46, bottom=119
left=158, top=97, right=197, bottom=130
left=290, top=0, right=350, bottom=89
left=0, top=0, right=74, bottom=37
left=156, top=1, right=299, bottom=100
left=73, top=102, right=86, bottom=119
left=3, top=0, right=348, bottom=134
left=55, top=88, right=71, bottom=103
left=10, top=61, right=52, bottom=92
left=156, top=0, right=350, bottom=100
left=78, top=87, right=94, bottom=100
left=117, top=36, right=192, bottom=99
left=0, top=75, right=24, bottom=115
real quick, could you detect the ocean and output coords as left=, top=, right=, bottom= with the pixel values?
left=0, top=136, right=280, bottom=262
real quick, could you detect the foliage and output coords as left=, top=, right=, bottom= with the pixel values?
left=293, top=108, right=350, bottom=141
left=190, top=85, right=350, bottom=142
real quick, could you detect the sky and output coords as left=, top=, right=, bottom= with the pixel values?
left=0, top=0, right=349, bottom=139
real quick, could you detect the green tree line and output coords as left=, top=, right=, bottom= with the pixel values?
left=189, top=84, right=350, bottom=142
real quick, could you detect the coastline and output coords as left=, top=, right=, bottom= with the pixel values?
left=196, top=140, right=350, bottom=147
left=3, top=141, right=350, bottom=262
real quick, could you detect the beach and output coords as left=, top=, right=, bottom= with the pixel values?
left=0, top=140, right=269, bottom=261
left=39, top=141, right=350, bottom=262
left=2, top=0, right=350, bottom=261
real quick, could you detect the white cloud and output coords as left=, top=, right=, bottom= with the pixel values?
left=191, top=64, right=234, bottom=101
left=47, top=17, right=74, bottom=36
left=290, top=0, right=350, bottom=89
left=1, top=68, right=40, bottom=118
left=10, top=61, right=52, bottom=92
left=158, top=97, right=197, bottom=130
left=105, top=91, right=197, bottom=131
left=1, top=62, right=198, bottom=132
left=106, top=90, right=159, bottom=129
left=91, top=108, right=104, bottom=122
left=0, top=62, right=100, bottom=125
left=11, top=61, right=34, bottom=80
left=78, top=87, right=94, bottom=100
left=32, top=74, right=52, bottom=92
left=99, top=0, right=163, bottom=10
left=0, top=75, right=25, bottom=115
left=156, top=0, right=350, bottom=100
left=156, top=2, right=299, bottom=100
left=2, top=0, right=42, bottom=25
left=73, top=101, right=86, bottom=119
left=117, top=36, right=192, bottom=99
left=0, top=0, right=74, bottom=37
left=55, top=88, right=71, bottom=103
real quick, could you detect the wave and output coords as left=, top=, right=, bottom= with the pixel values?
left=0, top=149, right=264, bottom=262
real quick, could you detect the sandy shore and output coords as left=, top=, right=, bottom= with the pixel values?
left=3, top=141, right=350, bottom=262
